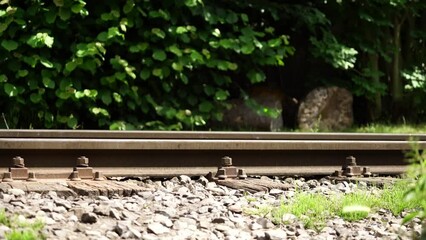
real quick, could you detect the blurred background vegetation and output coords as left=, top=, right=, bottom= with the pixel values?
left=0, top=0, right=425, bottom=130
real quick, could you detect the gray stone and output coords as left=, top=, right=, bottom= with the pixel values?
left=148, top=222, right=170, bottom=235
left=128, top=226, right=142, bottom=239
left=80, top=212, right=98, bottom=224
left=266, top=229, right=287, bottom=240
left=179, top=175, right=192, bottom=183
left=228, top=204, right=242, bottom=214
left=109, top=208, right=121, bottom=220
left=8, top=188, right=25, bottom=196
left=94, top=205, right=110, bottom=216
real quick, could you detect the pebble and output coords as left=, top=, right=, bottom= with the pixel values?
left=0, top=176, right=421, bottom=240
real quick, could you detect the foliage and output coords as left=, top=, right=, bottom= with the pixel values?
left=350, top=123, right=426, bottom=133
left=0, top=209, right=46, bottom=240
left=0, top=0, right=293, bottom=130
left=246, top=181, right=422, bottom=231
left=403, top=141, right=426, bottom=233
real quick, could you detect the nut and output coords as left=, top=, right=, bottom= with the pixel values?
left=77, top=156, right=89, bottom=167
left=221, top=156, right=232, bottom=167
left=13, top=156, right=25, bottom=168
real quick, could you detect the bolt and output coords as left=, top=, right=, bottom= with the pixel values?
left=334, top=170, right=342, bottom=177
left=217, top=168, right=227, bottom=180
left=237, top=168, right=247, bottom=179
left=221, top=156, right=232, bottom=167
left=345, top=156, right=357, bottom=166
left=13, top=156, right=25, bottom=168
left=27, top=172, right=37, bottom=182
left=70, top=171, right=81, bottom=181
left=362, top=167, right=372, bottom=177
left=94, top=171, right=104, bottom=181
left=345, top=166, right=355, bottom=177
left=2, top=172, right=13, bottom=182
left=76, top=156, right=89, bottom=167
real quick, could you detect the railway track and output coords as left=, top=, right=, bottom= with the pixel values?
left=0, top=130, right=425, bottom=180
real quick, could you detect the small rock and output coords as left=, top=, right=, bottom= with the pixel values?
left=269, top=189, right=284, bottom=195
left=80, top=212, right=98, bottom=224
left=282, top=213, right=297, bottom=223
left=266, top=229, right=288, bottom=240
left=8, top=188, right=25, bottom=197
left=256, top=217, right=274, bottom=229
left=128, top=226, right=142, bottom=238
left=94, top=205, right=110, bottom=216
left=249, top=222, right=263, bottom=230
left=148, top=222, right=170, bottom=235
left=212, top=217, right=227, bottom=224
left=109, top=209, right=121, bottom=220
left=228, top=205, right=242, bottom=214
left=179, top=175, right=192, bottom=183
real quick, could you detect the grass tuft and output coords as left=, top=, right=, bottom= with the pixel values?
left=0, top=209, right=46, bottom=240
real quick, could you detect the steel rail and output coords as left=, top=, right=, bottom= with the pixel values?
left=0, top=130, right=425, bottom=179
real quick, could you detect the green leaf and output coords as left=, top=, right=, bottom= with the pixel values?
left=172, top=62, right=183, bottom=71
left=17, top=69, right=28, bottom=77
left=268, top=38, right=281, bottom=48
left=4, top=83, right=18, bottom=97
left=226, top=12, right=238, bottom=24
left=179, top=73, right=189, bottom=84
left=168, top=45, right=182, bottom=56
left=152, top=49, right=167, bottom=61
left=67, top=116, right=78, bottom=129
left=1, top=39, right=18, bottom=51
left=65, top=61, right=78, bottom=72
left=140, top=69, right=151, bottom=80
left=30, top=93, right=42, bottom=103
left=40, top=58, right=54, bottom=68
left=176, top=26, right=188, bottom=34
left=71, top=2, right=86, bottom=14
left=240, top=13, right=249, bottom=22
left=247, top=70, right=266, bottom=83
left=53, top=0, right=64, bottom=7
left=23, top=56, right=37, bottom=68
left=199, top=101, right=213, bottom=113
left=241, top=43, right=255, bottom=54
left=215, top=89, right=229, bottom=101
left=152, top=68, right=163, bottom=78
left=27, top=32, right=54, bottom=48
left=45, top=11, right=57, bottom=24
left=97, top=32, right=108, bottom=41
left=0, top=74, right=7, bottom=82
left=113, top=92, right=122, bottom=103
left=123, top=0, right=135, bottom=14
left=42, top=77, right=55, bottom=88
left=58, top=8, right=71, bottom=21
left=100, top=90, right=112, bottom=105
left=203, top=85, right=215, bottom=96
left=151, top=28, right=165, bottom=39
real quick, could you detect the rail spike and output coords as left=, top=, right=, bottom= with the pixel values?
left=333, top=156, right=372, bottom=178
left=71, top=156, right=94, bottom=180
left=9, top=156, right=29, bottom=180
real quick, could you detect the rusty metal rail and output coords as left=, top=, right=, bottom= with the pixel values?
left=0, top=130, right=425, bottom=180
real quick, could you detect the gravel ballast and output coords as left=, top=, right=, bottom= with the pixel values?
left=0, top=176, right=423, bottom=240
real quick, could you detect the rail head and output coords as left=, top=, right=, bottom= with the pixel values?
left=0, top=130, right=426, bottom=141
left=0, top=138, right=425, bottom=150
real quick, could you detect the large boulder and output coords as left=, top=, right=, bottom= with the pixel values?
left=297, top=86, right=353, bottom=131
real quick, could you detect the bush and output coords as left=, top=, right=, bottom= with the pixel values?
left=0, top=0, right=293, bottom=130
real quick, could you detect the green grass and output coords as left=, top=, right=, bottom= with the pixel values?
left=246, top=181, right=423, bottom=231
left=271, top=193, right=333, bottom=230
left=0, top=209, right=46, bottom=240
left=350, top=123, right=426, bottom=133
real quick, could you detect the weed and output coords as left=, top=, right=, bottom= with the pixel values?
left=0, top=209, right=46, bottom=240
left=402, top=141, right=426, bottom=238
